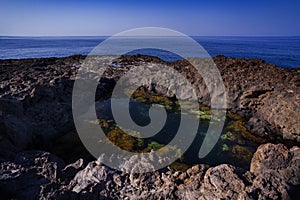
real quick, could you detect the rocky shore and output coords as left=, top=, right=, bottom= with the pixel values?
left=0, top=55, right=299, bottom=199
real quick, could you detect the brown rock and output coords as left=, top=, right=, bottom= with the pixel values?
left=249, top=143, right=300, bottom=199
left=200, top=164, right=247, bottom=199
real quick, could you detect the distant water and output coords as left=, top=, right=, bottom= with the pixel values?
left=0, top=36, right=299, bottom=68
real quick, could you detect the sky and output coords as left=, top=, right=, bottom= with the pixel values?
left=0, top=0, right=300, bottom=36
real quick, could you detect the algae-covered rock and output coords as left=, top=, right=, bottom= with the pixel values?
left=106, top=129, right=136, bottom=152
left=220, top=131, right=246, bottom=145
left=169, top=162, right=190, bottom=171
left=231, top=145, right=254, bottom=163
left=142, top=140, right=183, bottom=161
left=226, top=120, right=267, bottom=144
left=130, top=89, right=177, bottom=112
left=188, top=109, right=211, bottom=120
left=98, top=119, right=110, bottom=129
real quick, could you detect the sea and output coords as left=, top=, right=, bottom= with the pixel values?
left=0, top=36, right=300, bottom=68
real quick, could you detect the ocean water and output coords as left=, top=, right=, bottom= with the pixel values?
left=0, top=36, right=299, bottom=68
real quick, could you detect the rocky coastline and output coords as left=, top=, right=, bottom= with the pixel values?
left=0, top=55, right=299, bottom=199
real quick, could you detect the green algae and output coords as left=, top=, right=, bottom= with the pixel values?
left=189, top=110, right=212, bottom=120
left=225, top=120, right=267, bottom=144
left=141, top=140, right=183, bottom=161
left=130, top=89, right=178, bottom=112
left=222, top=144, right=230, bottom=151
left=147, top=141, right=163, bottom=150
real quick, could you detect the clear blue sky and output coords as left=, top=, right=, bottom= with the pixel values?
left=0, top=0, right=299, bottom=36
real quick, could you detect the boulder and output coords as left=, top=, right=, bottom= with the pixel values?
left=249, top=143, right=300, bottom=199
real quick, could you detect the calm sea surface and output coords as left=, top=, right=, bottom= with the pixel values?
left=0, top=36, right=299, bottom=68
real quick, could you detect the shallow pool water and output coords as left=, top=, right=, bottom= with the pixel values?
left=97, top=97, right=267, bottom=169
left=52, top=92, right=267, bottom=170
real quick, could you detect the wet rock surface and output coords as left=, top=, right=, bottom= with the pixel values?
left=0, top=55, right=299, bottom=199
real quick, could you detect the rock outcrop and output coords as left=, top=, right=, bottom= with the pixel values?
left=0, top=143, right=299, bottom=199
left=0, top=55, right=299, bottom=199
left=0, top=151, right=65, bottom=200
left=1, top=54, right=298, bottom=151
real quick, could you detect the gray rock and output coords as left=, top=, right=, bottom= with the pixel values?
left=0, top=151, right=65, bottom=200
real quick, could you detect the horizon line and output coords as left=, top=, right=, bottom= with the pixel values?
left=1, top=35, right=300, bottom=37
